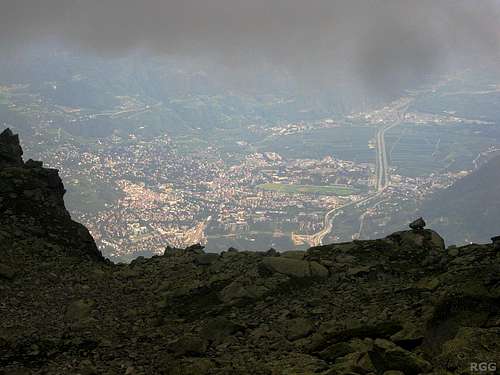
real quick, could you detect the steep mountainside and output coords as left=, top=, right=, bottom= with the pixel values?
left=1, top=129, right=500, bottom=374
left=420, top=154, right=500, bottom=244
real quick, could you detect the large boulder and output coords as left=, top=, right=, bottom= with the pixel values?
left=409, top=217, right=426, bottom=231
left=261, top=257, right=328, bottom=279
left=280, top=318, right=314, bottom=341
left=434, top=327, right=500, bottom=372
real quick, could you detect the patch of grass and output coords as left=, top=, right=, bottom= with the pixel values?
left=257, top=183, right=357, bottom=196
left=65, top=177, right=122, bottom=214
left=0, top=93, right=9, bottom=105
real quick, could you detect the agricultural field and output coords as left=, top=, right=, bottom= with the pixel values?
left=256, top=126, right=377, bottom=162
left=385, top=123, right=500, bottom=177
left=412, top=91, right=500, bottom=122
left=0, top=92, right=9, bottom=105
left=257, top=183, right=357, bottom=196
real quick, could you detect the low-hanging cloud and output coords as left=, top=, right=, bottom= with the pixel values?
left=1, top=0, right=500, bottom=94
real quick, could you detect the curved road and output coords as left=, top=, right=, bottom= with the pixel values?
left=293, top=102, right=410, bottom=247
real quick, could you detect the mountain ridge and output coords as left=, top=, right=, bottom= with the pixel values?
left=420, top=153, right=500, bottom=244
left=1, top=129, right=500, bottom=374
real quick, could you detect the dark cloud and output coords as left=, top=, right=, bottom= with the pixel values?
left=1, top=0, right=500, bottom=94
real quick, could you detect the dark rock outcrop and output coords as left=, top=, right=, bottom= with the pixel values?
left=1, top=130, right=499, bottom=374
left=492, top=235, right=500, bottom=250
left=409, top=217, right=426, bottom=231
left=0, top=128, right=23, bottom=167
left=0, top=128, right=103, bottom=261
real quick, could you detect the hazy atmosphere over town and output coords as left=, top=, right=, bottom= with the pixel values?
left=2, top=1, right=500, bottom=261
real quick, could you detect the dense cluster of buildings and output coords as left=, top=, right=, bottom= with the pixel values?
left=33, top=131, right=374, bottom=260
left=7, top=82, right=482, bottom=261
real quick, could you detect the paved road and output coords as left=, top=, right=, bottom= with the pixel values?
left=292, top=77, right=460, bottom=247
left=292, top=102, right=409, bottom=247
left=185, top=216, right=211, bottom=246
left=292, top=191, right=384, bottom=247
left=376, top=103, right=409, bottom=191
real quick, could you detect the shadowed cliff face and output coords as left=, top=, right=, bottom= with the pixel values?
left=0, top=129, right=23, bottom=168
left=0, top=128, right=103, bottom=262
left=1, top=130, right=500, bottom=374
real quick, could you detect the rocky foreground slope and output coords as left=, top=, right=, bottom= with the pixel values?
left=1, top=129, right=500, bottom=375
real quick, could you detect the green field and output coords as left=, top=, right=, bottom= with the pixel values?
left=0, top=93, right=9, bottom=105
left=386, top=122, right=498, bottom=177
left=256, top=126, right=377, bottom=162
left=65, top=177, right=123, bottom=214
left=257, top=183, right=357, bottom=196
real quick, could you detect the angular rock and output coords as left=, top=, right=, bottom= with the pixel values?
left=0, top=128, right=23, bottom=168
left=409, top=217, right=426, bottom=231
left=194, top=253, right=219, bottom=266
left=318, top=342, right=355, bottom=362
left=167, top=335, right=208, bottom=357
left=219, top=280, right=267, bottom=304
left=262, top=257, right=310, bottom=278
left=261, top=257, right=328, bottom=279
left=282, top=318, right=314, bottom=341
left=185, top=244, right=205, bottom=254
left=318, top=320, right=402, bottom=346
left=390, top=324, right=425, bottom=350
left=309, top=261, right=329, bottom=278
left=373, top=339, right=432, bottom=375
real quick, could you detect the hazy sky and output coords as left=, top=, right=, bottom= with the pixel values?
left=1, top=0, right=500, bottom=94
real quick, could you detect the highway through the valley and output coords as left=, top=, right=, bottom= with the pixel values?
left=376, top=103, right=409, bottom=191
left=292, top=101, right=410, bottom=247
